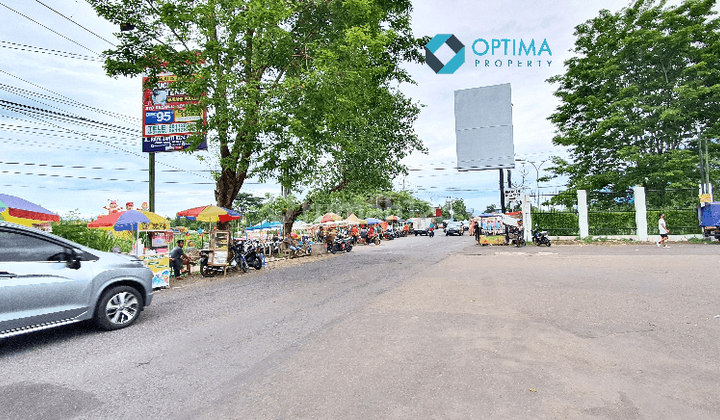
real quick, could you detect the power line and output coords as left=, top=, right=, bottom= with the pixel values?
left=0, top=2, right=100, bottom=55
left=0, top=160, right=217, bottom=174
left=0, top=40, right=102, bottom=61
left=0, top=100, right=140, bottom=137
left=34, top=0, right=116, bottom=47
left=2, top=102, right=214, bottom=180
left=0, top=68, right=140, bottom=123
left=0, top=169, right=215, bottom=185
left=0, top=123, right=140, bottom=146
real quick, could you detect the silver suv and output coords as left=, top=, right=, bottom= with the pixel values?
left=0, top=222, right=153, bottom=339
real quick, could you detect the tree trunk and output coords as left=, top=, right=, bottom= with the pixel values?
left=215, top=167, right=247, bottom=231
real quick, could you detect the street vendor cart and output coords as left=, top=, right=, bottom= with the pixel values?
left=199, top=230, right=231, bottom=276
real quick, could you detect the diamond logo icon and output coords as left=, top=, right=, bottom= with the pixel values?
left=425, top=34, right=465, bottom=74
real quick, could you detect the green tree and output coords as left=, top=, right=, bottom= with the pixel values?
left=547, top=0, right=720, bottom=207
left=89, top=0, right=426, bottom=226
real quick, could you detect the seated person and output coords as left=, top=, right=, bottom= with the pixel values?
left=283, top=236, right=301, bottom=258
left=168, top=239, right=189, bottom=277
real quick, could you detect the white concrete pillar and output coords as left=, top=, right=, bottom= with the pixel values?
left=633, top=186, right=648, bottom=241
left=578, top=190, right=589, bottom=238
left=522, top=194, right=532, bottom=242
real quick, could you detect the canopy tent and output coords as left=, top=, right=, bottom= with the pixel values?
left=365, top=217, right=382, bottom=225
left=319, top=213, right=342, bottom=223
left=344, top=214, right=367, bottom=225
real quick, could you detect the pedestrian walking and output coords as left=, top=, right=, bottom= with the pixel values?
left=657, top=213, right=670, bottom=248
left=474, top=220, right=481, bottom=242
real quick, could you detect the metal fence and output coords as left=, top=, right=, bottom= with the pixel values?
left=646, top=188, right=699, bottom=235
left=532, top=188, right=701, bottom=236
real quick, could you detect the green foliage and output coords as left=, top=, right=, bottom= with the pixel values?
left=88, top=0, right=426, bottom=210
left=548, top=0, right=720, bottom=207
left=647, top=209, right=700, bottom=234
left=532, top=211, right=580, bottom=236
left=254, top=189, right=432, bottom=226
left=440, top=199, right=472, bottom=220
left=588, top=211, right=636, bottom=235
left=51, top=221, right=133, bottom=253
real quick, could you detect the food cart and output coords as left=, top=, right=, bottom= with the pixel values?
left=200, top=230, right=231, bottom=276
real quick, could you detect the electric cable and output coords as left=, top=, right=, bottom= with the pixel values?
left=0, top=169, right=215, bottom=185
left=2, top=102, right=214, bottom=180
left=0, top=68, right=140, bottom=123
left=0, top=40, right=102, bottom=61
left=0, top=2, right=100, bottom=55
left=0, top=83, right=138, bottom=127
left=34, top=0, right=116, bottom=46
left=0, top=100, right=140, bottom=136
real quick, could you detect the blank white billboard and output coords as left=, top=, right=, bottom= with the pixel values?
left=454, top=84, right=514, bottom=171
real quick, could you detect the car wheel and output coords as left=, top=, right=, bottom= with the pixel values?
left=95, top=286, right=143, bottom=331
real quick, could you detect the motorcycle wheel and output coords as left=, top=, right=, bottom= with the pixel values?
left=545, top=241, right=551, bottom=247
left=241, top=259, right=249, bottom=273
left=331, top=246, right=337, bottom=254
left=346, top=244, right=353, bottom=252
left=374, top=238, right=380, bottom=245
left=199, top=263, right=214, bottom=278
left=253, top=258, right=262, bottom=270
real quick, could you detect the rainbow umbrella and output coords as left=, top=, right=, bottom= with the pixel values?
left=0, top=193, right=60, bottom=222
left=88, top=210, right=150, bottom=231
left=176, top=205, right=241, bottom=223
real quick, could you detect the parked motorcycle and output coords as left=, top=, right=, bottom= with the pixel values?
left=199, top=240, right=249, bottom=277
left=241, top=239, right=265, bottom=269
left=508, top=226, right=526, bottom=247
left=367, top=231, right=381, bottom=245
left=532, top=230, right=551, bottom=247
left=330, top=233, right=353, bottom=254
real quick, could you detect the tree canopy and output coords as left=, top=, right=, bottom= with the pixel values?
left=547, top=0, right=720, bottom=207
left=88, top=0, right=427, bottom=225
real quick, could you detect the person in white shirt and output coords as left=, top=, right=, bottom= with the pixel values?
left=657, top=213, right=670, bottom=248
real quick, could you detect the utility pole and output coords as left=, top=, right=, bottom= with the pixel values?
left=148, top=152, right=155, bottom=212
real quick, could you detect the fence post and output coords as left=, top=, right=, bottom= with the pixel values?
left=634, top=186, right=648, bottom=241
left=578, top=190, right=589, bottom=238
left=522, top=193, right=532, bottom=242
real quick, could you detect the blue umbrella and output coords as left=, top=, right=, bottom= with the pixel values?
left=112, top=210, right=152, bottom=231
left=366, top=218, right=382, bottom=225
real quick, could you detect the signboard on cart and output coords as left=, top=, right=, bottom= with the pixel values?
left=140, top=254, right=170, bottom=288
left=142, top=73, right=207, bottom=153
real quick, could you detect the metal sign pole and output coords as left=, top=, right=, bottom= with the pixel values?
left=149, top=152, right=156, bottom=212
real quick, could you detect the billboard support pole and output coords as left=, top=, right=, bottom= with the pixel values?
left=499, top=168, right=506, bottom=214
left=149, top=152, right=156, bottom=212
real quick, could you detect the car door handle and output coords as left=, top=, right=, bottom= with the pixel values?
left=0, top=271, right=17, bottom=278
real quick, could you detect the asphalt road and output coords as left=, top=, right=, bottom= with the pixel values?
left=1, top=234, right=719, bottom=419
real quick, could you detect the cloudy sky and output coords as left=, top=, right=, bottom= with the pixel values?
left=0, top=0, right=691, bottom=219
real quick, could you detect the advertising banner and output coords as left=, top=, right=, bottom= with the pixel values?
left=140, top=254, right=171, bottom=288
left=142, top=73, right=207, bottom=153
